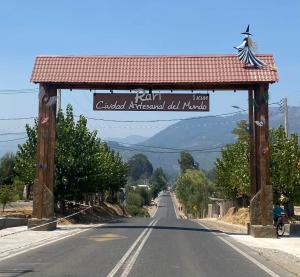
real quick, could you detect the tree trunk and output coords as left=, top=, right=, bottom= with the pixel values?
left=60, top=200, right=65, bottom=214
left=99, top=190, right=104, bottom=204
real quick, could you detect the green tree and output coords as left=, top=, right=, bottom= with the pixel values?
left=0, top=186, right=15, bottom=212
left=232, top=120, right=249, bottom=142
left=178, top=151, right=198, bottom=173
left=55, top=107, right=103, bottom=203
left=14, top=123, right=38, bottom=199
left=127, top=154, right=153, bottom=182
left=215, top=121, right=300, bottom=212
left=126, top=191, right=143, bottom=208
left=215, top=120, right=250, bottom=206
left=150, top=167, right=168, bottom=198
left=135, top=187, right=151, bottom=206
left=215, top=140, right=250, bottom=205
left=269, top=126, right=300, bottom=214
left=176, top=169, right=210, bottom=217
left=14, top=105, right=128, bottom=210
left=0, top=153, right=16, bottom=186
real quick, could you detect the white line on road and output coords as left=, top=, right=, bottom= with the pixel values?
left=107, top=219, right=156, bottom=277
left=196, top=221, right=281, bottom=277
left=170, top=193, right=179, bottom=219
left=120, top=219, right=158, bottom=277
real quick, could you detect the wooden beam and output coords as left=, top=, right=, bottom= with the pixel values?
left=254, top=88, right=261, bottom=193
left=42, top=82, right=263, bottom=92
left=255, top=84, right=273, bottom=226
left=32, top=84, right=57, bottom=219
left=248, top=89, right=256, bottom=196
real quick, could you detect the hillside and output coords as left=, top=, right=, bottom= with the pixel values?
left=108, top=106, right=300, bottom=177
left=2, top=106, right=300, bottom=178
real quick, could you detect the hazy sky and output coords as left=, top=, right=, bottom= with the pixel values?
left=0, top=0, right=299, bottom=144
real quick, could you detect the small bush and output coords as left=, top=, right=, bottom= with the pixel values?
left=126, top=192, right=143, bottom=208
left=0, top=186, right=16, bottom=212
left=126, top=205, right=141, bottom=216
left=126, top=205, right=150, bottom=217
left=135, top=187, right=151, bottom=206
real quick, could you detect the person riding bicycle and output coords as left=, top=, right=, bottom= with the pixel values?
left=272, top=203, right=285, bottom=225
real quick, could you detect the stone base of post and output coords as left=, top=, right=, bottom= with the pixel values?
left=250, top=225, right=277, bottom=238
left=28, top=218, right=57, bottom=231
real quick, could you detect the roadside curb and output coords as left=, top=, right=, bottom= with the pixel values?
left=195, top=220, right=300, bottom=277
left=198, top=218, right=247, bottom=234
left=170, top=192, right=186, bottom=219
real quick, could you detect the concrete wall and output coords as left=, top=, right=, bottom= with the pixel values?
left=0, top=217, right=28, bottom=230
left=290, top=224, right=300, bottom=237
left=208, top=201, right=233, bottom=218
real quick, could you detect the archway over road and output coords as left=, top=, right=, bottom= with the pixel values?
left=30, top=54, right=278, bottom=237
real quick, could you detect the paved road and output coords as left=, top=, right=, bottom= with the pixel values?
left=0, top=192, right=293, bottom=277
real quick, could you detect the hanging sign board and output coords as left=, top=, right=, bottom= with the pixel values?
left=93, top=92, right=209, bottom=112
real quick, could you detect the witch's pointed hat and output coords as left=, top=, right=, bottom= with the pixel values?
left=241, top=25, right=252, bottom=36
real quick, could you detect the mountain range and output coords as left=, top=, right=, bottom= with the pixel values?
left=107, top=106, right=300, bottom=177
left=2, top=106, right=300, bottom=179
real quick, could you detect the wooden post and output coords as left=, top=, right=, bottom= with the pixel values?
left=248, top=89, right=256, bottom=197
left=32, top=84, right=57, bottom=219
left=255, top=84, right=274, bottom=226
left=254, top=89, right=261, bottom=194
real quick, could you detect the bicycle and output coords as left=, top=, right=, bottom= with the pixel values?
left=275, top=213, right=287, bottom=237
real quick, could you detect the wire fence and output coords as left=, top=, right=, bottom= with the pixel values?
left=0, top=204, right=93, bottom=238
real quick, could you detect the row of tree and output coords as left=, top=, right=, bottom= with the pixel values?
left=0, top=105, right=170, bottom=216
left=1, top=105, right=128, bottom=212
left=215, top=121, right=300, bottom=214
left=125, top=153, right=168, bottom=215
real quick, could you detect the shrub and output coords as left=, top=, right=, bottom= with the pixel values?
left=135, top=187, right=151, bottom=206
left=126, top=205, right=150, bottom=217
left=0, top=186, right=16, bottom=212
left=126, top=192, right=143, bottom=208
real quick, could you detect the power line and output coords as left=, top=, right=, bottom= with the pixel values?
left=0, top=137, right=27, bottom=143
left=109, top=141, right=225, bottom=152
left=0, top=116, right=36, bottom=121
left=0, top=89, right=37, bottom=92
left=0, top=89, right=38, bottom=95
left=0, top=132, right=27, bottom=136
left=0, top=101, right=281, bottom=122
left=110, top=144, right=222, bottom=154
left=74, top=111, right=244, bottom=123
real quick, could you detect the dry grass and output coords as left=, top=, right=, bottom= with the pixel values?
left=0, top=202, right=125, bottom=225
left=0, top=207, right=33, bottom=218
left=221, top=207, right=250, bottom=226
left=56, top=202, right=126, bottom=224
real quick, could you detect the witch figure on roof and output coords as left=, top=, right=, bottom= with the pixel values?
left=235, top=25, right=265, bottom=68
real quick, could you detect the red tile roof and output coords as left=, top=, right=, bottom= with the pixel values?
left=31, top=55, right=278, bottom=85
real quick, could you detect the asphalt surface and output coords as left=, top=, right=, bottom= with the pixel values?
left=0, top=192, right=294, bottom=277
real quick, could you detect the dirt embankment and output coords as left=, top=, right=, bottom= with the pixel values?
left=0, top=205, right=32, bottom=218
left=59, top=203, right=127, bottom=224
left=0, top=201, right=127, bottom=224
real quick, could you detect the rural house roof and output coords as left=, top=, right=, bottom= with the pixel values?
left=31, top=55, right=278, bottom=88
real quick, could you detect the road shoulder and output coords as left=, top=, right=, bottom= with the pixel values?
left=0, top=223, right=102, bottom=262
left=197, top=218, right=300, bottom=277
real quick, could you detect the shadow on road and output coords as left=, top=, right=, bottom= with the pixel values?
left=0, top=269, right=33, bottom=276
left=94, top=224, right=247, bottom=236
left=58, top=217, right=247, bottom=236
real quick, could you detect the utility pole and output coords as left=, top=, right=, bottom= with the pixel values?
left=284, top=97, right=288, bottom=137
left=280, top=98, right=288, bottom=137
